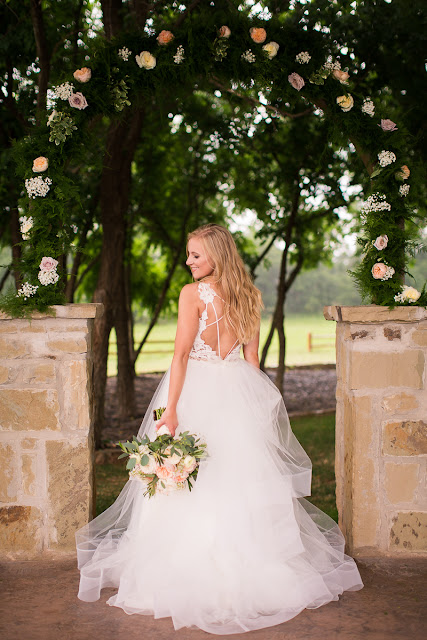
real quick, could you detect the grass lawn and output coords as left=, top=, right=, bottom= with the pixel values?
left=108, top=314, right=335, bottom=376
left=95, top=412, right=338, bottom=522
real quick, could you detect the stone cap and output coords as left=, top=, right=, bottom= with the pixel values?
left=324, top=305, right=427, bottom=323
left=0, top=303, right=104, bottom=321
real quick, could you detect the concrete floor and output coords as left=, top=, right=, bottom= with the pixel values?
left=0, top=555, right=426, bottom=640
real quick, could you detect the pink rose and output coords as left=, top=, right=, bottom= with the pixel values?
left=33, top=156, right=48, bottom=172
left=39, top=257, right=58, bottom=272
left=73, top=67, right=91, bottom=83
left=373, top=235, right=388, bottom=250
left=379, top=119, right=398, bottom=132
left=156, top=463, right=176, bottom=480
left=68, top=92, right=88, bottom=110
left=288, top=72, right=305, bottom=91
left=371, top=263, right=388, bottom=279
left=332, top=69, right=350, bottom=84
left=173, top=471, right=189, bottom=483
left=157, top=30, right=174, bottom=45
left=218, top=25, right=231, bottom=38
left=250, top=27, right=267, bottom=44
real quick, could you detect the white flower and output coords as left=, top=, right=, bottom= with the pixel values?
left=38, top=269, right=59, bottom=285
left=241, top=49, right=256, bottom=63
left=173, top=45, right=185, bottom=64
left=165, top=445, right=182, bottom=465
left=47, top=110, right=57, bottom=126
left=140, top=454, right=157, bottom=474
left=181, top=455, right=197, bottom=474
left=16, top=282, right=38, bottom=300
left=54, top=82, right=74, bottom=100
left=118, top=47, right=131, bottom=61
left=394, top=285, right=421, bottom=304
left=19, top=216, right=33, bottom=239
left=262, top=41, right=279, bottom=59
left=25, top=176, right=52, bottom=199
left=361, top=98, right=375, bottom=117
left=361, top=192, right=392, bottom=214
left=399, top=184, right=410, bottom=197
left=324, top=56, right=341, bottom=71
left=295, top=51, right=311, bottom=64
left=135, top=51, right=156, bottom=70
left=378, top=150, right=396, bottom=167
left=156, top=425, right=171, bottom=436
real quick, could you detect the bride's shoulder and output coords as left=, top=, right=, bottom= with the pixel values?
left=179, top=282, right=200, bottom=305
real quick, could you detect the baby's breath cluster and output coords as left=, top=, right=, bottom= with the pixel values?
left=118, top=47, right=131, bottom=61
left=19, top=216, right=33, bottom=239
left=399, top=184, right=410, bottom=197
left=378, top=150, right=396, bottom=167
left=295, top=51, right=311, bottom=64
left=173, top=45, right=185, bottom=64
left=16, top=282, right=38, bottom=300
left=241, top=49, right=256, bottom=63
left=25, top=176, right=52, bottom=199
left=54, top=82, right=74, bottom=100
left=361, top=98, right=375, bottom=117
left=361, top=192, right=392, bottom=215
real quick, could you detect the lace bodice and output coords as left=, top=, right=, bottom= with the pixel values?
left=189, top=282, right=241, bottom=363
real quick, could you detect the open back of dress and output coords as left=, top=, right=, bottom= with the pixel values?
left=189, top=282, right=240, bottom=362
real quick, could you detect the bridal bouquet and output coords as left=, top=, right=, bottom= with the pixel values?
left=117, top=420, right=207, bottom=498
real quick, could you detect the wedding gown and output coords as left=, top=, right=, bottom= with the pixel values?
left=76, top=282, right=363, bottom=634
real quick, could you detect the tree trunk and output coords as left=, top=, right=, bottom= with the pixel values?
left=92, top=110, right=144, bottom=447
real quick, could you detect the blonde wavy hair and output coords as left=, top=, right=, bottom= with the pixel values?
left=187, top=224, right=263, bottom=344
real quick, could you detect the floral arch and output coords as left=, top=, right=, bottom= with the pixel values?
left=2, top=9, right=425, bottom=316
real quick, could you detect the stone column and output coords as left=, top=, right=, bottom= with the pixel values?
left=324, top=305, right=427, bottom=556
left=0, top=303, right=103, bottom=559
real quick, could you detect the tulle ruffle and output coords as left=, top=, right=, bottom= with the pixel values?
left=76, top=358, right=363, bottom=634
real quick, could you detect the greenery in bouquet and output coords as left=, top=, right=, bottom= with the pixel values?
left=117, top=428, right=207, bottom=497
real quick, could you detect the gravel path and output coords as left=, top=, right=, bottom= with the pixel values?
left=102, top=365, right=337, bottom=448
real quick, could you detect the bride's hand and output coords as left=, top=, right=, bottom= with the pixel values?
left=156, top=408, right=178, bottom=437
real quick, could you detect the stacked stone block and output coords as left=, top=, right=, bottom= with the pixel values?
left=324, top=305, right=427, bottom=556
left=0, top=304, right=102, bottom=558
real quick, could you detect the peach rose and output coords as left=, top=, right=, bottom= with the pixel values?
left=373, top=235, right=388, bottom=250
left=218, top=25, right=231, bottom=38
left=156, top=463, right=176, bottom=480
left=396, top=165, right=410, bottom=180
left=288, top=72, right=305, bottom=91
left=371, top=263, right=388, bottom=279
left=250, top=27, right=267, bottom=44
left=73, top=67, right=91, bottom=83
left=157, top=30, right=174, bottom=45
left=379, top=119, right=398, bottom=132
left=336, top=94, right=354, bottom=112
left=332, top=69, right=349, bottom=84
left=33, top=156, right=48, bottom=172
left=39, top=256, right=58, bottom=272
left=135, top=51, right=157, bottom=70
left=262, top=41, right=279, bottom=59
left=173, top=471, right=189, bottom=483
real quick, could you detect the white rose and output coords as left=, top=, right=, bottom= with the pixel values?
left=181, top=455, right=197, bottom=474
left=138, top=444, right=150, bottom=455
left=403, top=286, right=421, bottom=302
left=165, top=445, right=182, bottom=465
left=129, top=453, right=141, bottom=463
left=262, top=41, right=279, bottom=59
left=136, top=51, right=156, bottom=70
left=140, top=454, right=157, bottom=474
left=156, top=425, right=171, bottom=436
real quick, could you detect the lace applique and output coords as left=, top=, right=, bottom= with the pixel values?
left=189, top=282, right=240, bottom=363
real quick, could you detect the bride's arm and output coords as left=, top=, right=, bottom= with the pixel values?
left=156, top=284, right=199, bottom=436
left=243, top=329, right=260, bottom=369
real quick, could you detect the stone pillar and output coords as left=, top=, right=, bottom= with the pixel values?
left=0, top=304, right=103, bottom=559
left=324, top=305, right=427, bottom=556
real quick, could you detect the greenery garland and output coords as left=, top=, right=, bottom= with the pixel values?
left=1, top=9, right=425, bottom=317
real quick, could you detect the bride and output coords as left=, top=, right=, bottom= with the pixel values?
left=76, top=223, right=363, bottom=634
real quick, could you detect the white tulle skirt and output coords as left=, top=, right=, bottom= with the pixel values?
left=76, top=357, right=363, bottom=634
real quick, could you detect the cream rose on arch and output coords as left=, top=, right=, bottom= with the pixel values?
left=332, top=69, right=350, bottom=84
left=336, top=94, right=354, bottom=112
left=33, top=156, right=49, bottom=172
left=218, top=25, right=231, bottom=38
left=262, top=41, right=279, bottom=59
left=136, top=51, right=157, bottom=70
